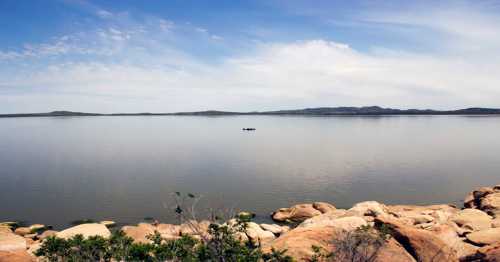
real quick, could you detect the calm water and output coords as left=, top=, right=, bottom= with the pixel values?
left=1, top=115, right=499, bottom=228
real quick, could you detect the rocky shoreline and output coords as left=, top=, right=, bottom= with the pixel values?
left=1, top=184, right=500, bottom=261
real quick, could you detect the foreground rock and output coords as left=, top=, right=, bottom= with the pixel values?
left=466, top=228, right=500, bottom=245
left=464, top=185, right=500, bottom=217
left=371, top=238, right=416, bottom=262
left=245, top=222, right=275, bottom=246
left=475, top=242, right=500, bottom=261
left=450, top=208, right=492, bottom=232
left=299, top=214, right=367, bottom=231
left=429, top=224, right=478, bottom=260
left=481, top=193, right=500, bottom=217
left=263, top=224, right=338, bottom=260
left=0, top=229, right=26, bottom=252
left=122, top=223, right=155, bottom=244
left=56, top=223, right=110, bottom=239
left=375, top=217, right=458, bottom=262
left=259, top=224, right=287, bottom=235
left=0, top=250, right=35, bottom=262
left=272, top=203, right=324, bottom=222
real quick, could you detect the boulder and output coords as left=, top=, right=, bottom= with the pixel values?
left=476, top=242, right=500, bottom=262
left=28, top=224, right=45, bottom=232
left=38, top=230, right=57, bottom=240
left=0, top=250, right=35, bottom=262
left=299, top=215, right=367, bottom=231
left=156, top=224, right=181, bottom=240
left=450, top=208, right=492, bottom=231
left=387, top=204, right=458, bottom=225
left=23, top=234, right=37, bottom=240
left=372, top=238, right=416, bottom=262
left=430, top=224, right=478, bottom=260
left=27, top=242, right=41, bottom=257
left=272, top=203, right=322, bottom=222
left=464, top=191, right=476, bottom=208
left=259, top=224, right=284, bottom=235
left=99, top=221, right=116, bottom=228
left=0, top=230, right=26, bottom=252
left=13, top=227, right=31, bottom=236
left=122, top=223, right=155, bottom=244
left=466, top=228, right=500, bottom=245
left=0, top=222, right=17, bottom=228
left=375, top=217, right=458, bottom=262
left=349, top=201, right=388, bottom=217
left=262, top=225, right=338, bottom=260
left=481, top=193, right=500, bottom=217
left=312, top=202, right=336, bottom=213
left=245, top=222, right=275, bottom=246
left=464, top=187, right=494, bottom=208
left=492, top=218, right=500, bottom=228
left=407, top=214, right=435, bottom=225
left=299, top=209, right=348, bottom=226
left=180, top=220, right=210, bottom=239
left=56, top=223, right=110, bottom=239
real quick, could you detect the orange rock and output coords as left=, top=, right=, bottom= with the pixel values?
left=0, top=250, right=36, bottom=262
left=375, top=217, right=458, bottom=262
left=312, top=202, right=336, bottom=213
left=272, top=203, right=322, bottom=222
left=476, top=242, right=500, bottom=262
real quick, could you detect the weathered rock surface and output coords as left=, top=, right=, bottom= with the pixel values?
left=156, top=223, right=181, bottom=240
left=450, top=208, right=492, bottom=231
left=28, top=224, right=45, bottom=232
left=263, top=225, right=338, bottom=260
left=466, top=228, right=500, bottom=245
left=298, top=209, right=348, bottom=228
left=56, top=223, right=111, bottom=239
left=179, top=220, right=210, bottom=238
left=387, top=204, right=458, bottom=225
left=372, top=238, right=416, bottom=262
left=375, top=217, right=458, bottom=262
left=99, top=220, right=116, bottom=227
left=492, top=218, right=500, bottom=228
left=481, top=193, right=500, bottom=217
left=0, top=229, right=26, bottom=252
left=272, top=203, right=322, bottom=222
left=259, top=224, right=284, bottom=235
left=245, top=222, right=275, bottom=246
left=348, top=201, right=388, bottom=217
left=0, top=250, right=35, bottom=262
left=38, top=230, right=57, bottom=240
left=476, top=242, right=500, bottom=262
left=299, top=215, right=367, bottom=231
left=312, top=202, right=336, bottom=213
left=13, top=227, right=31, bottom=236
left=122, top=223, right=155, bottom=244
left=429, top=224, right=478, bottom=260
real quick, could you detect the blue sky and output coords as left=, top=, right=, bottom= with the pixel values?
left=1, top=0, right=500, bottom=113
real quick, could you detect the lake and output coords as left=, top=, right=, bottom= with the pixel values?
left=1, top=115, right=499, bottom=228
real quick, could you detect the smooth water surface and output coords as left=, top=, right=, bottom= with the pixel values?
left=1, top=115, right=499, bottom=228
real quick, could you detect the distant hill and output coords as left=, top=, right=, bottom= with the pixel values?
left=1, top=107, right=500, bottom=118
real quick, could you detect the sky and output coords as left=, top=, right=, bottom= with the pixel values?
left=1, top=0, right=500, bottom=113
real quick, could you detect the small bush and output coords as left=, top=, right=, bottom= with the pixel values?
left=330, top=225, right=390, bottom=262
left=35, top=221, right=293, bottom=261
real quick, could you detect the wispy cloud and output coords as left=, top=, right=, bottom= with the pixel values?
left=1, top=0, right=500, bottom=113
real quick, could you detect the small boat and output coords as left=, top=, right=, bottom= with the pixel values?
left=242, top=128, right=256, bottom=131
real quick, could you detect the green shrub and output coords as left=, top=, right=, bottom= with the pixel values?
left=35, top=222, right=293, bottom=261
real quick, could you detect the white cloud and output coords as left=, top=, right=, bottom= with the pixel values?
left=1, top=1, right=500, bottom=113
left=159, top=19, right=174, bottom=32
left=96, top=9, right=113, bottom=19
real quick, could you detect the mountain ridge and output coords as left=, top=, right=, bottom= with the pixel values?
left=1, top=106, right=500, bottom=117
